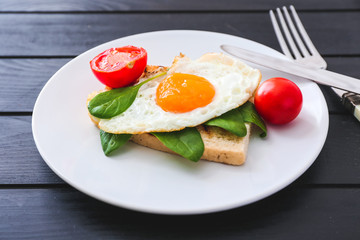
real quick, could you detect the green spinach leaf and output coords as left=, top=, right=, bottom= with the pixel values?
left=238, top=102, right=267, bottom=138
left=151, top=127, right=204, bottom=162
left=204, top=101, right=267, bottom=138
left=88, top=72, right=167, bottom=119
left=100, top=130, right=132, bottom=156
left=204, top=108, right=247, bottom=137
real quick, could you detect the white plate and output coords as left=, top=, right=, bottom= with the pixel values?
left=32, top=30, right=328, bottom=215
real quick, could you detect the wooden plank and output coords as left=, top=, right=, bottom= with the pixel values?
left=326, top=57, right=360, bottom=79
left=0, top=114, right=359, bottom=185
left=0, top=187, right=359, bottom=239
left=0, top=0, right=359, bottom=12
left=0, top=57, right=358, bottom=112
left=0, top=12, right=359, bottom=57
left=0, top=116, right=64, bottom=184
left=0, top=59, right=70, bottom=112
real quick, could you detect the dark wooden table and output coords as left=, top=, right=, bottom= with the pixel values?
left=1, top=0, right=360, bottom=239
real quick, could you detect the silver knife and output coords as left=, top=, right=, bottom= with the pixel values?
left=220, top=44, right=360, bottom=94
left=332, top=88, right=360, bottom=121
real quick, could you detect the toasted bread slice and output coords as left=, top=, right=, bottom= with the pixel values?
left=87, top=65, right=253, bottom=165
left=130, top=125, right=250, bottom=165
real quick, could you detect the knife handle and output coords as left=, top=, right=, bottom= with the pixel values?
left=341, top=92, right=360, bottom=122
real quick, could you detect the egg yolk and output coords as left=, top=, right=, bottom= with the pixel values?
left=156, top=73, right=215, bottom=113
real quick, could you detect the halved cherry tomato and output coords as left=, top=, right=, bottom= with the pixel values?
left=90, top=46, right=147, bottom=88
left=254, top=77, right=303, bottom=125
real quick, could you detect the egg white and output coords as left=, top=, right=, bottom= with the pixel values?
left=97, top=53, right=261, bottom=134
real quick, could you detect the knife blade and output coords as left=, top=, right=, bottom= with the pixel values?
left=332, top=88, right=360, bottom=122
left=221, top=44, right=360, bottom=94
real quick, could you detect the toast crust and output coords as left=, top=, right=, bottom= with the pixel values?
left=130, top=125, right=250, bottom=165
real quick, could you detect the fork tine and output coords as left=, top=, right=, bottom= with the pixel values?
left=270, top=10, right=293, bottom=58
left=276, top=7, right=302, bottom=59
left=282, top=6, right=310, bottom=57
left=289, top=5, right=319, bottom=56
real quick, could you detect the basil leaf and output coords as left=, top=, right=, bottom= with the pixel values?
left=100, top=130, right=132, bottom=156
left=151, top=127, right=204, bottom=162
left=88, top=72, right=167, bottom=119
left=238, top=102, right=267, bottom=138
left=204, top=108, right=247, bottom=137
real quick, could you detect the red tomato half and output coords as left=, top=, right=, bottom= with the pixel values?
left=254, top=78, right=303, bottom=125
left=90, top=46, right=147, bottom=88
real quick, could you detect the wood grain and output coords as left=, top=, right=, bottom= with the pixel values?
left=0, top=116, right=64, bottom=184
left=0, top=0, right=359, bottom=12
left=0, top=12, right=359, bottom=57
left=0, top=59, right=70, bottom=112
left=1, top=114, right=359, bottom=185
left=0, top=187, right=359, bottom=239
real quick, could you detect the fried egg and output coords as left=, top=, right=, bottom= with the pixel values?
left=96, top=53, right=261, bottom=134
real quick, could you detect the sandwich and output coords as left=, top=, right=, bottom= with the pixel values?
left=87, top=51, right=266, bottom=165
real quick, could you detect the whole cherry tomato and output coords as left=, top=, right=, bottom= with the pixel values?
left=90, top=46, right=147, bottom=88
left=254, top=77, right=303, bottom=125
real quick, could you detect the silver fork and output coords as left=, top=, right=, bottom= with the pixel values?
left=270, top=5, right=360, bottom=122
